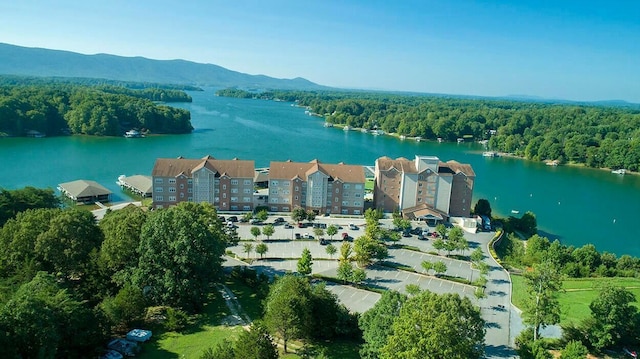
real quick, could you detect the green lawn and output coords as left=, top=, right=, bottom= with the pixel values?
left=365, top=178, right=374, bottom=191
left=511, top=275, right=640, bottom=326
left=137, top=278, right=361, bottom=358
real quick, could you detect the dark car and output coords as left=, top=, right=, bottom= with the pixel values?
left=319, top=239, right=328, bottom=245
left=218, top=215, right=225, bottom=222
left=348, top=223, right=359, bottom=230
left=295, top=233, right=302, bottom=240
left=274, top=217, right=285, bottom=223
left=284, top=223, right=294, bottom=229
left=402, top=230, right=412, bottom=237
left=227, top=216, right=238, bottom=222
left=417, top=234, right=427, bottom=240
left=410, top=227, right=422, bottom=235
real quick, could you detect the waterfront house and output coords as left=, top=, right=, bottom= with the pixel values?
left=373, top=155, right=475, bottom=218
left=151, top=156, right=255, bottom=211
left=268, top=159, right=366, bottom=215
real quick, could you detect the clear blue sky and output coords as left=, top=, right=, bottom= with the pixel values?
left=2, top=0, right=639, bottom=102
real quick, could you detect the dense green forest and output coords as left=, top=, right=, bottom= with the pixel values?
left=217, top=89, right=640, bottom=171
left=0, top=82, right=193, bottom=136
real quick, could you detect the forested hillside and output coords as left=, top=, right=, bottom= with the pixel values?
left=0, top=83, right=193, bottom=136
left=217, top=89, right=640, bottom=171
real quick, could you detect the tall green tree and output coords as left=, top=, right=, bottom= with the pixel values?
left=585, top=285, right=638, bottom=349
left=234, top=323, right=278, bottom=359
left=250, top=226, right=261, bottom=240
left=291, top=206, right=306, bottom=223
left=263, top=275, right=313, bottom=353
left=359, top=291, right=408, bottom=359
left=522, top=261, right=562, bottom=341
left=262, top=224, right=275, bottom=240
left=473, top=198, right=492, bottom=217
left=0, top=187, right=60, bottom=226
left=380, top=291, right=485, bottom=359
left=99, top=205, right=147, bottom=283
left=255, top=243, right=269, bottom=259
left=131, top=203, right=225, bottom=311
left=243, top=243, right=254, bottom=259
left=326, top=224, right=338, bottom=240
left=297, top=248, right=313, bottom=275
left=325, top=243, right=337, bottom=259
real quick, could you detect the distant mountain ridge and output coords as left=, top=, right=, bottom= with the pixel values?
left=0, top=42, right=327, bottom=90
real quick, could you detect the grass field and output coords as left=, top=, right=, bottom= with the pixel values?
left=511, top=275, right=640, bottom=325
left=137, top=279, right=361, bottom=358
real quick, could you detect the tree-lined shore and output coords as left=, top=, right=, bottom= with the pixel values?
left=217, top=89, right=640, bottom=172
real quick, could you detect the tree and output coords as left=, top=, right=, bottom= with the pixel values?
left=337, top=260, right=354, bottom=284
left=306, top=210, right=316, bottom=224
left=326, top=224, right=338, bottom=240
left=200, top=339, right=235, bottom=359
left=436, top=223, right=448, bottom=238
left=262, top=224, right=275, bottom=240
left=234, top=323, right=278, bottom=359
left=518, top=211, right=538, bottom=237
left=421, top=261, right=434, bottom=275
left=405, top=284, right=421, bottom=296
left=560, top=340, right=588, bottom=359
left=353, top=235, right=388, bottom=268
left=522, top=261, right=562, bottom=341
left=0, top=187, right=60, bottom=226
left=471, top=247, right=484, bottom=264
left=100, top=285, right=147, bottom=329
left=585, top=285, right=638, bottom=349
left=291, top=206, right=306, bottom=224
left=339, top=242, right=353, bottom=262
left=131, top=203, right=225, bottom=311
left=243, top=243, right=254, bottom=259
left=242, top=212, right=253, bottom=223
left=473, top=199, right=492, bottom=217
left=308, top=282, right=360, bottom=340
left=433, top=261, right=447, bottom=277
left=99, top=205, right=147, bottom=282
left=255, top=243, right=269, bottom=259
left=352, top=268, right=367, bottom=285
left=432, top=238, right=445, bottom=255
left=263, top=275, right=313, bottom=353
left=325, top=243, right=337, bottom=259
left=392, top=217, right=411, bottom=232
left=359, top=291, right=408, bottom=359
left=255, top=209, right=269, bottom=222
left=250, top=226, right=261, bottom=240
left=380, top=291, right=485, bottom=359
left=297, top=248, right=313, bottom=275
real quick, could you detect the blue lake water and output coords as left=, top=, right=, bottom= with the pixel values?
left=1, top=89, right=639, bottom=256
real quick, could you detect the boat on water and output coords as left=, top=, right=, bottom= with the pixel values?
left=415, top=136, right=422, bottom=142
left=323, top=122, right=333, bottom=128
left=511, top=210, right=520, bottom=214
left=457, top=138, right=464, bottom=143
left=124, top=130, right=143, bottom=138
left=399, top=135, right=406, bottom=140
left=546, top=160, right=559, bottom=166
left=612, top=169, right=627, bottom=175
left=483, top=151, right=498, bottom=157
left=343, top=126, right=351, bottom=131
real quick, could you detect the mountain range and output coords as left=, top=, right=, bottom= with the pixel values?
left=0, top=42, right=327, bottom=90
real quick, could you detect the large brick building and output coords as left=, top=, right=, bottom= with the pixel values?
left=151, top=155, right=255, bottom=210
left=374, top=155, right=475, bottom=219
left=268, top=159, right=366, bottom=215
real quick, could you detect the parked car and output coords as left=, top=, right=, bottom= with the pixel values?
left=349, top=223, right=359, bottom=230
left=218, top=215, right=225, bottom=222
left=402, top=230, right=412, bottom=237
left=319, top=239, right=328, bottom=245
left=226, top=221, right=236, bottom=228
left=284, top=223, right=294, bottom=229
left=303, top=233, right=314, bottom=239
left=274, top=217, right=285, bottom=223
left=410, top=227, right=422, bottom=235
left=430, top=232, right=439, bottom=238
left=227, top=216, right=238, bottom=222
left=107, top=338, right=139, bottom=357
left=417, top=234, right=427, bottom=240
left=295, top=233, right=302, bottom=240
left=250, top=218, right=262, bottom=225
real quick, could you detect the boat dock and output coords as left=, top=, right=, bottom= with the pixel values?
left=117, top=175, right=152, bottom=197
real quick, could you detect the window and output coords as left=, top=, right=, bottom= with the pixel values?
left=244, top=179, right=251, bottom=185
left=243, top=205, right=251, bottom=211
left=355, top=193, right=361, bottom=198
left=231, top=180, right=238, bottom=185
left=272, top=190, right=278, bottom=195
left=243, top=197, right=251, bottom=202
left=168, top=179, right=176, bottom=184
left=354, top=210, right=361, bottom=215
left=155, top=195, right=164, bottom=201
left=188, top=197, right=193, bottom=202
left=270, top=198, right=279, bottom=203
left=231, top=197, right=238, bottom=202
left=155, top=187, right=163, bottom=192
left=154, top=178, right=163, bottom=184
left=334, top=206, right=339, bottom=211
left=335, top=188, right=340, bottom=193
left=223, top=193, right=227, bottom=198
left=335, top=197, right=339, bottom=202
left=231, top=188, right=238, bottom=193
left=169, top=187, right=176, bottom=192
left=180, top=184, right=184, bottom=189
left=271, top=180, right=279, bottom=186
left=355, top=184, right=363, bottom=190
left=354, top=201, right=362, bottom=206
left=295, top=196, right=299, bottom=200
left=215, top=196, right=220, bottom=202
left=215, top=179, right=220, bottom=185
left=187, top=179, right=193, bottom=184
left=343, top=193, right=349, bottom=197
left=283, top=181, right=290, bottom=186
left=283, top=190, right=290, bottom=194
left=222, top=184, right=227, bottom=190
left=188, top=188, right=193, bottom=193
left=169, top=196, right=176, bottom=202
left=215, top=188, right=220, bottom=194
left=244, top=188, right=251, bottom=193
left=283, top=207, right=289, bottom=211
left=342, top=201, right=349, bottom=206
left=295, top=186, right=299, bottom=191
left=231, top=205, right=238, bottom=210
left=283, top=198, right=290, bottom=203
left=271, top=206, right=278, bottom=212
left=343, top=184, right=350, bottom=189
left=180, top=193, right=185, bottom=198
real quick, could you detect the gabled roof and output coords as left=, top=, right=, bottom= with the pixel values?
left=152, top=156, right=254, bottom=178
left=376, top=156, right=475, bottom=177
left=440, top=160, right=476, bottom=177
left=269, top=159, right=365, bottom=183
left=58, top=180, right=112, bottom=198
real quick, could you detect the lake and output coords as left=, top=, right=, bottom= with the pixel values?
left=1, top=89, right=639, bottom=256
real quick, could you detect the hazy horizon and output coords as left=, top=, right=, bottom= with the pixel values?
left=2, top=0, right=639, bottom=103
